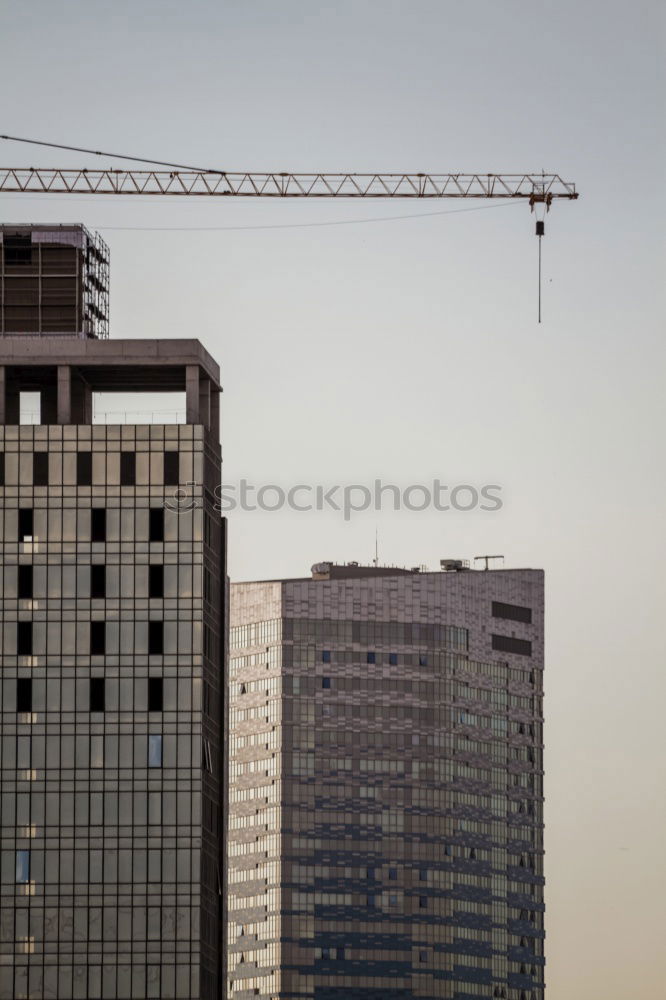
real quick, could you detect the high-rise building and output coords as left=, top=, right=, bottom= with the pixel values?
left=228, top=561, right=544, bottom=1000
left=0, top=224, right=109, bottom=338
left=0, top=277, right=226, bottom=1000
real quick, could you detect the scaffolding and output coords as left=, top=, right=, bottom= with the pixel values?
left=0, top=224, right=109, bottom=338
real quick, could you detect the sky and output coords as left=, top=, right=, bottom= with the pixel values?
left=1, top=1, right=665, bottom=996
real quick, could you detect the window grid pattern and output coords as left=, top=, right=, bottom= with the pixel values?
left=0, top=422, right=224, bottom=1000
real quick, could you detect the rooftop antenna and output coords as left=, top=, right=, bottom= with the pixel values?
left=373, top=528, right=379, bottom=567
left=474, top=554, right=504, bottom=571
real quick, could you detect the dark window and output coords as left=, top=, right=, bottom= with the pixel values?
left=203, top=623, right=216, bottom=661
left=389, top=893, right=398, bottom=906
left=120, top=451, right=136, bottom=485
left=389, top=652, right=398, bottom=665
left=419, top=653, right=428, bottom=666
left=19, top=508, right=33, bottom=541
left=419, top=950, right=428, bottom=963
left=148, top=621, right=164, bottom=655
left=149, top=507, right=164, bottom=542
left=17, top=622, right=32, bottom=655
left=89, top=678, right=106, bottom=712
left=18, top=565, right=33, bottom=599
left=163, top=450, right=180, bottom=486
left=389, top=867, right=398, bottom=880
left=366, top=894, right=375, bottom=907
left=33, top=453, right=48, bottom=486
left=90, top=621, right=106, bottom=656
left=322, top=677, right=331, bottom=689
left=419, top=868, right=428, bottom=881
left=322, top=650, right=331, bottom=663
left=5, top=235, right=32, bottom=266
left=366, top=867, right=374, bottom=880
left=419, top=896, right=427, bottom=908
left=366, top=651, right=376, bottom=664
left=16, top=678, right=32, bottom=712
left=149, top=565, right=164, bottom=598
left=203, top=512, right=214, bottom=548
left=91, top=508, right=106, bottom=542
left=0, top=452, right=5, bottom=485
left=90, top=565, right=106, bottom=599
left=492, top=600, right=532, bottom=625
left=148, top=677, right=164, bottom=712
left=202, top=738, right=213, bottom=773
left=77, top=451, right=92, bottom=486
left=492, top=634, right=532, bottom=657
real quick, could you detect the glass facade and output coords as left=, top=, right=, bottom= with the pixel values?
left=0, top=344, right=225, bottom=1000
left=228, top=569, right=544, bottom=1000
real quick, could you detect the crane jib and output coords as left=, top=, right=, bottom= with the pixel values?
left=0, top=168, right=578, bottom=199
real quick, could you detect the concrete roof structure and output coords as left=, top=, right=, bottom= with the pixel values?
left=0, top=336, right=221, bottom=391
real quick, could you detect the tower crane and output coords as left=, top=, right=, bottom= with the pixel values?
left=0, top=134, right=579, bottom=319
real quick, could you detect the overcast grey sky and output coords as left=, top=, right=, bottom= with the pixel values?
left=1, top=1, right=665, bottom=997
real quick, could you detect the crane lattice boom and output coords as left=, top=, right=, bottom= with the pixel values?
left=0, top=168, right=577, bottom=201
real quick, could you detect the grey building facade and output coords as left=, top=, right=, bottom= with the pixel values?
left=0, top=324, right=226, bottom=998
left=228, top=563, right=544, bottom=1000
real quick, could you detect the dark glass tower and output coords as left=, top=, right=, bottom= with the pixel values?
left=0, top=312, right=226, bottom=999
left=228, top=563, right=544, bottom=1000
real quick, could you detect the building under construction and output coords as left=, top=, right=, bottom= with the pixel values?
left=0, top=224, right=227, bottom=998
left=0, top=224, right=109, bottom=338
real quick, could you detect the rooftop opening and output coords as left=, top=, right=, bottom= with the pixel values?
left=92, top=391, right=185, bottom=424
left=19, top=392, right=41, bottom=425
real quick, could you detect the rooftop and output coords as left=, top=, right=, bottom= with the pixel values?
left=0, top=336, right=221, bottom=391
left=235, top=559, right=541, bottom=585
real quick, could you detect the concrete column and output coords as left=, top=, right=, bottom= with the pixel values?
left=186, top=365, right=200, bottom=424
left=199, top=377, right=211, bottom=428
left=57, top=366, right=71, bottom=424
